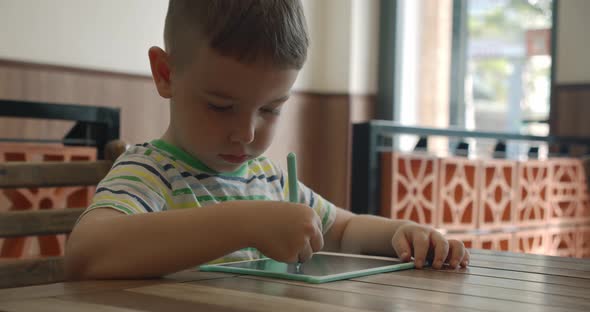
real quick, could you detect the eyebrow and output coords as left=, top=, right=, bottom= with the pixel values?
left=205, top=91, right=290, bottom=104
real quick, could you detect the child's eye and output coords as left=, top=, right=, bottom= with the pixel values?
left=260, top=107, right=281, bottom=116
left=208, top=103, right=232, bottom=112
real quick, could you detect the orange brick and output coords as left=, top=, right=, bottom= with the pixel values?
left=438, top=157, right=479, bottom=231
left=513, top=229, right=547, bottom=255
left=576, top=226, right=590, bottom=259
left=478, top=159, right=517, bottom=230
left=516, top=160, right=551, bottom=227
left=546, top=226, right=577, bottom=257
left=381, top=152, right=438, bottom=227
left=548, top=158, right=585, bottom=225
left=476, top=232, right=513, bottom=252
left=0, top=143, right=96, bottom=259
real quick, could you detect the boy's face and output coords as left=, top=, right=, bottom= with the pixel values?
left=150, top=44, right=299, bottom=173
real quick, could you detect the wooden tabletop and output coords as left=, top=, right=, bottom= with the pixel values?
left=1, top=249, right=589, bottom=312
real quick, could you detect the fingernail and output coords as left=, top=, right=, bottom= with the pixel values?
left=415, top=259, right=423, bottom=268
left=400, top=252, right=409, bottom=260
left=461, top=260, right=469, bottom=267
left=451, top=260, right=459, bottom=268
left=435, top=260, right=443, bottom=268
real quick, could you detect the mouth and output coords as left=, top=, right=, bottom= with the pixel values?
left=218, top=154, right=250, bottom=164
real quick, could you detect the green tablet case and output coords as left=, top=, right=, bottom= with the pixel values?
left=199, top=252, right=415, bottom=284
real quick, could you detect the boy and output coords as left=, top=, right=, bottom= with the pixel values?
left=65, top=0, right=469, bottom=280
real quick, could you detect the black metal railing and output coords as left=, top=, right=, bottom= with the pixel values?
left=0, top=99, right=120, bottom=159
left=350, top=120, right=590, bottom=215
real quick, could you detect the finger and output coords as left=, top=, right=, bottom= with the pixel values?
left=313, top=213, right=323, bottom=233
left=460, top=249, right=470, bottom=267
left=309, top=222, right=324, bottom=252
left=430, top=231, right=449, bottom=270
left=391, top=231, right=412, bottom=262
left=446, top=240, right=466, bottom=269
left=412, top=231, right=430, bottom=269
left=298, top=240, right=314, bottom=263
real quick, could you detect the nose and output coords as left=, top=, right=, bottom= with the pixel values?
left=229, top=114, right=256, bottom=144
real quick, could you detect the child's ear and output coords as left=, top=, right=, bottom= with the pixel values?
left=148, top=46, right=172, bottom=99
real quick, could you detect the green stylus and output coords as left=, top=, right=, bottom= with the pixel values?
left=287, top=152, right=298, bottom=203
left=287, top=152, right=302, bottom=273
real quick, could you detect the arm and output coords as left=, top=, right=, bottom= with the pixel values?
left=323, top=208, right=408, bottom=256
left=323, top=208, right=469, bottom=269
left=65, top=200, right=323, bottom=280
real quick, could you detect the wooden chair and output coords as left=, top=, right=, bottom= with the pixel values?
left=584, top=156, right=590, bottom=192
left=0, top=140, right=127, bottom=288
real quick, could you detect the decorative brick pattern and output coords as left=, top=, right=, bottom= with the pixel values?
left=548, top=158, right=585, bottom=225
left=477, top=233, right=512, bottom=252
left=378, top=153, right=590, bottom=258
left=381, top=152, right=438, bottom=226
left=546, top=226, right=577, bottom=257
left=438, top=158, right=479, bottom=231
left=0, top=143, right=96, bottom=259
left=576, top=226, right=590, bottom=258
left=478, top=160, right=516, bottom=230
left=516, top=160, right=551, bottom=227
left=513, top=229, right=547, bottom=255
left=578, top=167, right=590, bottom=223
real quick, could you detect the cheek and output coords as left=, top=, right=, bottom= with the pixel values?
left=173, top=105, right=218, bottom=142
left=255, top=120, right=278, bottom=145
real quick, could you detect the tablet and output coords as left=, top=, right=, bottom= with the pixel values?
left=199, top=252, right=415, bottom=284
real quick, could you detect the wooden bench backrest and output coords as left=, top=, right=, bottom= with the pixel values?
left=0, top=140, right=127, bottom=288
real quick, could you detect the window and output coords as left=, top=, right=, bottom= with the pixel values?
left=452, top=0, right=554, bottom=136
left=379, top=0, right=555, bottom=156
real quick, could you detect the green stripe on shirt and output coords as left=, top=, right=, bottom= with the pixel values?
left=196, top=195, right=269, bottom=202
left=172, top=188, right=194, bottom=196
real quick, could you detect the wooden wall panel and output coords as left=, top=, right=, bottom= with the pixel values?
left=551, top=84, right=590, bottom=139
left=0, top=60, right=169, bottom=144
left=267, top=93, right=368, bottom=208
left=0, top=60, right=376, bottom=210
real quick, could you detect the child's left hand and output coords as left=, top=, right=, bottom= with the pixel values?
left=391, top=223, right=469, bottom=270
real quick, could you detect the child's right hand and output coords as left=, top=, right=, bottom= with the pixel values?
left=250, top=202, right=324, bottom=263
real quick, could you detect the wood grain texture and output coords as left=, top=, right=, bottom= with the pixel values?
left=0, top=257, right=64, bottom=289
left=389, top=268, right=590, bottom=299
left=467, top=259, right=590, bottom=279
left=238, top=275, right=570, bottom=312
left=0, top=161, right=113, bottom=188
left=0, top=60, right=378, bottom=210
left=0, top=252, right=589, bottom=311
left=448, top=266, right=590, bottom=288
left=0, top=60, right=169, bottom=144
left=57, top=290, right=239, bottom=312
left=0, top=208, right=85, bottom=237
left=192, top=276, right=478, bottom=312
left=0, top=270, right=227, bottom=301
left=551, top=84, right=590, bottom=140
left=467, top=252, right=590, bottom=271
left=128, top=282, right=369, bottom=312
left=0, top=297, right=139, bottom=312
left=353, top=270, right=590, bottom=310
left=264, top=92, right=374, bottom=208
left=469, top=248, right=590, bottom=264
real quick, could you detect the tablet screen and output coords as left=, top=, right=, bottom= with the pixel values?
left=215, top=253, right=404, bottom=276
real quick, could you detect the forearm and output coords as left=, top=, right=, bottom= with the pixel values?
left=65, top=201, right=257, bottom=280
left=340, top=214, right=414, bottom=257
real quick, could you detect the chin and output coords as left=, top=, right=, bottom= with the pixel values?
left=213, top=162, right=243, bottom=173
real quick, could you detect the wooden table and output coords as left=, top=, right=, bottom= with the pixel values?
left=1, top=249, right=589, bottom=311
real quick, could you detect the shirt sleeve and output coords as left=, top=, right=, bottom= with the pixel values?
left=279, top=167, right=337, bottom=235
left=81, top=152, right=167, bottom=218
left=296, top=180, right=337, bottom=235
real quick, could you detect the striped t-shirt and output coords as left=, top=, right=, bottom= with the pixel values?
left=84, top=139, right=337, bottom=263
